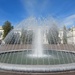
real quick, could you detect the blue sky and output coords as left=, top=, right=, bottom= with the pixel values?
left=0, top=0, right=75, bottom=27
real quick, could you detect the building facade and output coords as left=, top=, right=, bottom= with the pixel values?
left=1, top=26, right=75, bottom=45
left=58, top=27, right=75, bottom=44
left=58, top=29, right=64, bottom=44
left=67, top=27, right=75, bottom=44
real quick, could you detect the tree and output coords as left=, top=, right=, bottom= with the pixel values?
left=63, top=26, right=67, bottom=44
left=20, top=29, right=27, bottom=44
left=47, top=24, right=59, bottom=44
left=2, top=21, right=13, bottom=39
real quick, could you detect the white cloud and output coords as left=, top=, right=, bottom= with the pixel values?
left=62, top=14, right=75, bottom=27
left=21, top=0, right=50, bottom=16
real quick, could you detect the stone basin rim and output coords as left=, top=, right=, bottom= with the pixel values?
left=0, top=49, right=75, bottom=72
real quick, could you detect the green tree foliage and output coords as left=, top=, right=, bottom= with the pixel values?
left=20, top=29, right=27, bottom=44
left=47, top=24, right=59, bottom=44
left=63, top=26, right=67, bottom=44
left=2, top=21, right=13, bottom=39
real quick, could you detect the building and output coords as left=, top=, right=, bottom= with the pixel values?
left=1, top=25, right=75, bottom=45
left=58, top=26, right=75, bottom=44
left=58, top=29, right=64, bottom=44
left=43, top=30, right=48, bottom=44
left=13, top=28, right=49, bottom=44
left=67, top=27, right=75, bottom=44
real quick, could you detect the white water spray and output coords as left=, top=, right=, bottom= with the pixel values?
left=32, top=27, right=43, bottom=57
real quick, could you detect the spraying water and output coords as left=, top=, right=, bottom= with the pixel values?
left=33, top=27, right=43, bottom=57
left=3, top=17, right=58, bottom=58
left=1, top=17, right=75, bottom=72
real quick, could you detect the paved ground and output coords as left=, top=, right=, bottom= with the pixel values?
left=0, top=70, right=75, bottom=75
left=0, top=44, right=75, bottom=52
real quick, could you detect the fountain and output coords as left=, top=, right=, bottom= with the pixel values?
left=0, top=17, right=75, bottom=73
left=32, top=27, right=43, bottom=57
